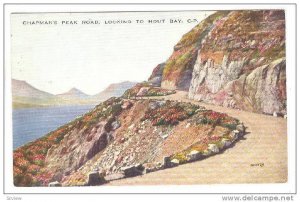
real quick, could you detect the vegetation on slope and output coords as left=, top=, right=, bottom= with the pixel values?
left=161, top=11, right=230, bottom=89
left=13, top=97, right=123, bottom=186
left=13, top=96, right=244, bottom=186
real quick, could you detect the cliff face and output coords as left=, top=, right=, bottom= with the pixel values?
left=150, top=10, right=286, bottom=114
left=157, top=11, right=231, bottom=91
left=148, top=63, right=165, bottom=87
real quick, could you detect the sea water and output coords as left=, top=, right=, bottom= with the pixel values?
left=13, top=105, right=94, bottom=149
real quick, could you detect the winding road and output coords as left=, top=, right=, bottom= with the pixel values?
left=108, top=91, right=287, bottom=185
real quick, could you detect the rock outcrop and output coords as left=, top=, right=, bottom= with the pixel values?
left=86, top=171, right=106, bottom=186
left=148, top=63, right=165, bottom=86
left=188, top=54, right=286, bottom=114
left=46, top=122, right=112, bottom=178
left=48, top=181, right=62, bottom=187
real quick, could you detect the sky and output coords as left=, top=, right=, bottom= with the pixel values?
left=11, top=11, right=214, bottom=95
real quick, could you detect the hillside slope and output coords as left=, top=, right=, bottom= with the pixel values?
left=13, top=97, right=244, bottom=186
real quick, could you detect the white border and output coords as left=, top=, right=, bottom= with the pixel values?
left=2, top=3, right=297, bottom=194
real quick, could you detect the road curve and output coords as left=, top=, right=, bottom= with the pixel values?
left=108, top=91, right=287, bottom=185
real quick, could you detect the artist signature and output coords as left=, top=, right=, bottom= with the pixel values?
left=250, top=163, right=264, bottom=167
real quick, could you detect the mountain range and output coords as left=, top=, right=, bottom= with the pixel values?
left=12, top=79, right=137, bottom=108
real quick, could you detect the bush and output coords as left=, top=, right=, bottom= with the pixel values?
left=221, top=123, right=237, bottom=130
left=142, top=101, right=198, bottom=126
left=171, top=152, right=187, bottom=164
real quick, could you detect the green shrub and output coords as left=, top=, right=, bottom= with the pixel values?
left=171, top=152, right=187, bottom=164
left=221, top=123, right=237, bottom=130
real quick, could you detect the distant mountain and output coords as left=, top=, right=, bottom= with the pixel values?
left=12, top=79, right=53, bottom=98
left=92, top=81, right=137, bottom=101
left=12, top=79, right=57, bottom=108
left=56, top=88, right=89, bottom=100
left=12, top=79, right=137, bottom=108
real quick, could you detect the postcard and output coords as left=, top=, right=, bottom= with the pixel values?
left=1, top=2, right=297, bottom=199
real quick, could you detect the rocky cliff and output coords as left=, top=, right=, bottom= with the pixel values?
left=149, top=10, right=286, bottom=115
